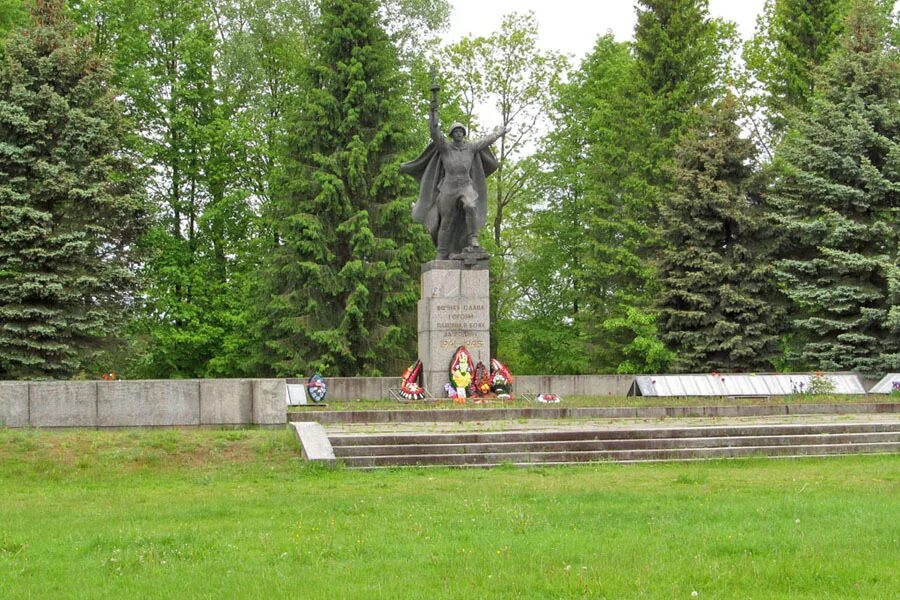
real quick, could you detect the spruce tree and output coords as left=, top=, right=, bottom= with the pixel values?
left=575, top=2, right=731, bottom=372
left=634, top=0, right=732, bottom=143
left=262, top=0, right=428, bottom=376
left=0, top=0, right=144, bottom=379
left=745, top=0, right=850, bottom=135
left=771, top=0, right=900, bottom=373
left=658, top=96, right=783, bottom=372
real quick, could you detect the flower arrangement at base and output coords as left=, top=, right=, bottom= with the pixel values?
left=536, top=393, right=561, bottom=403
left=490, top=358, right=514, bottom=399
left=473, top=360, right=493, bottom=401
left=449, top=346, right=474, bottom=403
left=398, top=360, right=426, bottom=401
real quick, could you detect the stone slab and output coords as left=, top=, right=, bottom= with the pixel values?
left=98, top=380, right=200, bottom=427
left=251, top=379, right=286, bottom=426
left=419, top=262, right=491, bottom=396
left=200, top=379, right=252, bottom=425
left=577, top=375, right=634, bottom=396
left=325, top=377, right=389, bottom=401
left=291, top=422, right=336, bottom=464
left=29, top=381, right=97, bottom=427
left=420, top=297, right=490, bottom=333
left=422, top=259, right=489, bottom=273
left=460, top=268, right=489, bottom=290
left=421, top=268, right=462, bottom=298
left=0, top=382, right=29, bottom=427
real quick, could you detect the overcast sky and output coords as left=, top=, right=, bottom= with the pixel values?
left=445, top=0, right=767, bottom=62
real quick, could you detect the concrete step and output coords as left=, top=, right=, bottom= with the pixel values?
left=290, top=402, right=900, bottom=424
left=329, top=422, right=900, bottom=447
left=318, top=421, right=900, bottom=468
left=338, top=441, right=900, bottom=468
left=331, top=432, right=900, bottom=458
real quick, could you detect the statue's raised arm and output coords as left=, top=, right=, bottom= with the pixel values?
left=399, top=68, right=509, bottom=262
left=428, top=75, right=445, bottom=145
left=472, top=125, right=509, bottom=152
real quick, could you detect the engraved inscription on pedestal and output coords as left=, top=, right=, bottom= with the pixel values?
left=418, top=261, right=490, bottom=396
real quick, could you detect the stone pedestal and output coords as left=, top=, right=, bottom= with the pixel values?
left=418, top=260, right=490, bottom=396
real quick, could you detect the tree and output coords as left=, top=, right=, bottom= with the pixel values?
left=574, top=35, right=658, bottom=372
left=261, top=0, right=430, bottom=377
left=634, top=0, right=735, bottom=144
left=0, top=0, right=145, bottom=378
left=657, top=96, right=783, bottom=372
left=68, top=0, right=302, bottom=377
left=771, top=0, right=900, bottom=373
left=440, top=12, right=568, bottom=356
left=0, top=0, right=28, bottom=42
left=744, top=0, right=850, bottom=138
left=562, top=3, right=734, bottom=373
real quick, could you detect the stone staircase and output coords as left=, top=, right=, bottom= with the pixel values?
left=318, top=422, right=900, bottom=469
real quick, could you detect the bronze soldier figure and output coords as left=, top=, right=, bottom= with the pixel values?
left=400, top=70, right=509, bottom=260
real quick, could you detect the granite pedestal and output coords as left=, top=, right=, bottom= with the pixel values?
left=418, top=259, right=490, bottom=396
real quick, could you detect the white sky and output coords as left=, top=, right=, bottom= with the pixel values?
left=445, top=0, right=767, bottom=62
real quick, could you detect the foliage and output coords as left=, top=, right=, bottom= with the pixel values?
left=261, top=0, right=430, bottom=377
left=66, top=0, right=312, bottom=377
left=440, top=12, right=568, bottom=356
left=601, top=307, right=675, bottom=374
left=0, top=0, right=28, bottom=42
left=635, top=0, right=737, bottom=143
left=569, top=36, right=657, bottom=372
left=657, top=96, right=784, bottom=372
left=565, top=3, right=735, bottom=373
left=807, top=372, right=837, bottom=394
left=770, top=0, right=900, bottom=374
left=0, top=0, right=145, bottom=378
left=744, top=0, right=851, bottom=138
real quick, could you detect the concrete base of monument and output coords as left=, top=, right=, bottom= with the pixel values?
left=418, top=259, right=490, bottom=397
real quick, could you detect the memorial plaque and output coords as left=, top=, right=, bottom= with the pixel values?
left=418, top=260, right=490, bottom=396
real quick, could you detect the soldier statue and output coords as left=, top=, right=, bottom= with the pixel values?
left=400, top=70, right=509, bottom=260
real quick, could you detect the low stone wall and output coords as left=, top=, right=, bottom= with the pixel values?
left=2, top=372, right=886, bottom=428
left=0, top=379, right=285, bottom=429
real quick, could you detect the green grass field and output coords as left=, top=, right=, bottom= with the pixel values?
left=1, top=428, right=898, bottom=599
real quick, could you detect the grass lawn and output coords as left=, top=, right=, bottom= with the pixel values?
left=1, top=428, right=898, bottom=599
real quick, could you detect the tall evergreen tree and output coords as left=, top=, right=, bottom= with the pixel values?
left=0, top=0, right=144, bottom=378
left=261, top=0, right=429, bottom=376
left=634, top=0, right=733, bottom=143
left=658, top=96, right=783, bottom=372
left=744, top=0, right=850, bottom=137
left=771, top=0, right=900, bottom=373
left=577, top=35, right=661, bottom=372
left=568, top=3, right=732, bottom=372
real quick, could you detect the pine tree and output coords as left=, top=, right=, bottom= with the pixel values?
left=0, top=0, right=144, bottom=378
left=771, top=0, right=900, bottom=373
left=658, top=96, right=783, bottom=372
left=576, top=35, right=661, bottom=372
left=261, top=0, right=429, bottom=377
